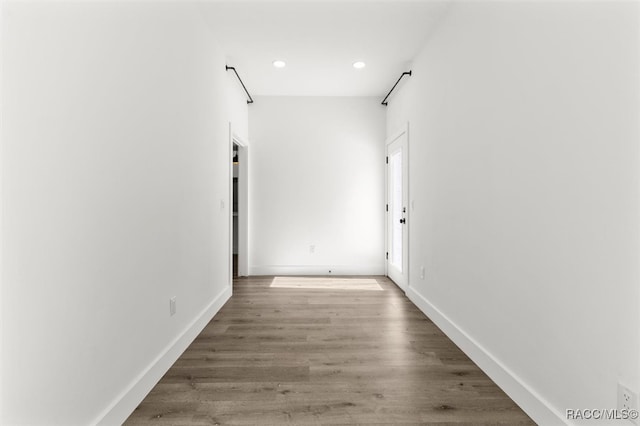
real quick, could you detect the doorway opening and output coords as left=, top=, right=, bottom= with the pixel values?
left=232, top=143, right=239, bottom=278
left=230, top=129, right=248, bottom=281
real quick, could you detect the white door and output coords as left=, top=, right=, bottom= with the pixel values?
left=386, top=127, right=408, bottom=290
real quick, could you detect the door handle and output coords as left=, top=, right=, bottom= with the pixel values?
left=399, top=218, right=406, bottom=224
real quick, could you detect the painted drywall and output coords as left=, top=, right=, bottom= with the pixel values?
left=227, top=70, right=250, bottom=143
left=249, top=97, right=385, bottom=275
left=1, top=2, right=243, bottom=424
left=387, top=1, right=640, bottom=424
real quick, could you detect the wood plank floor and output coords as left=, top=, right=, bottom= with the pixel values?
left=125, top=276, right=535, bottom=425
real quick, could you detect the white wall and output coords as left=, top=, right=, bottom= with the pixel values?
left=249, top=97, right=385, bottom=275
left=227, top=70, right=250, bottom=143
left=387, top=2, right=640, bottom=424
left=1, top=2, right=243, bottom=424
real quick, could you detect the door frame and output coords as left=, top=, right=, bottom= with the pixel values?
left=229, top=124, right=249, bottom=285
left=385, top=122, right=409, bottom=291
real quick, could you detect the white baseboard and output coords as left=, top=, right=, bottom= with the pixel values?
left=406, top=287, right=566, bottom=426
left=93, top=285, right=233, bottom=426
left=249, top=264, right=385, bottom=276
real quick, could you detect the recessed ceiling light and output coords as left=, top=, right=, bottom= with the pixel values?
left=353, top=61, right=366, bottom=69
left=272, top=60, right=286, bottom=68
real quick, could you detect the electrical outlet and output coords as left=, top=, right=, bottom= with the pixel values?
left=618, top=383, right=639, bottom=424
left=310, top=245, right=315, bottom=253
left=170, top=297, right=176, bottom=316
left=420, top=266, right=425, bottom=279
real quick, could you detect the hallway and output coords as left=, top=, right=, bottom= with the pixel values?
left=3, top=2, right=639, bottom=423
left=125, top=277, right=534, bottom=425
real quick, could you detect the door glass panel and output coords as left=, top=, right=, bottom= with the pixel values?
left=391, top=150, right=403, bottom=270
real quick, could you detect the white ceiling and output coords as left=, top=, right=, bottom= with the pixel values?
left=200, top=1, right=451, bottom=97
